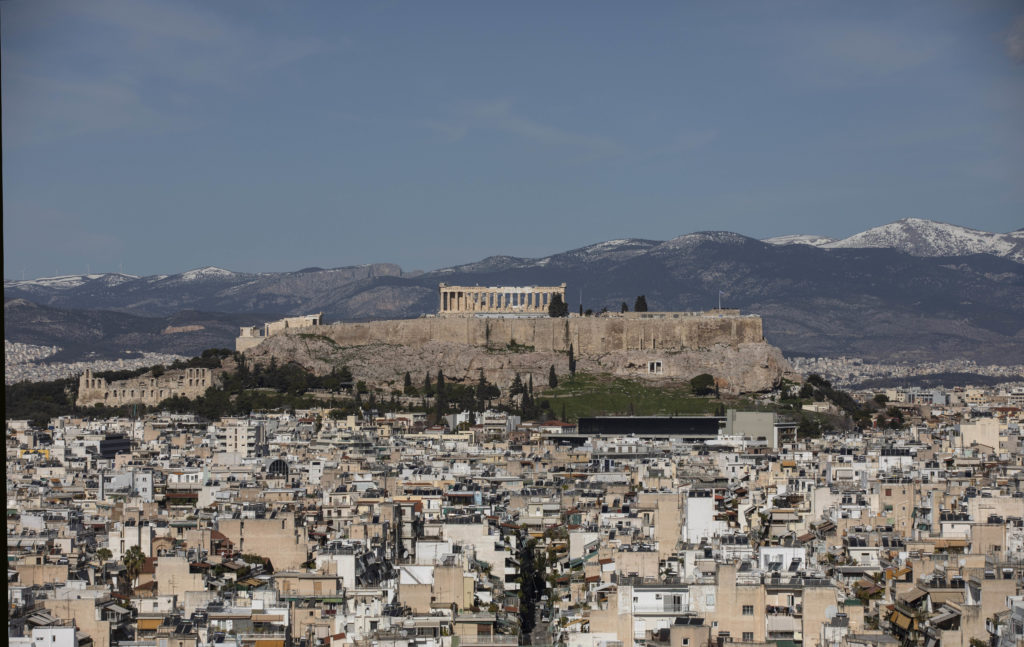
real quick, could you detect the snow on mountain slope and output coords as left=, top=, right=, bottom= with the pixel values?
left=824, top=218, right=1023, bottom=262
left=552, top=238, right=661, bottom=263
left=176, top=266, right=238, bottom=281
left=762, top=234, right=838, bottom=247
left=653, top=231, right=753, bottom=253
left=4, top=273, right=139, bottom=290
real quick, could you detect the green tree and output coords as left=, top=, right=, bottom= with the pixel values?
left=338, top=365, right=353, bottom=384
left=475, top=370, right=491, bottom=410
left=885, top=406, right=906, bottom=429
left=548, top=293, right=569, bottom=317
left=510, top=373, right=524, bottom=397
left=403, top=372, right=417, bottom=396
left=568, top=343, right=576, bottom=376
left=423, top=372, right=433, bottom=397
left=798, top=414, right=820, bottom=438
left=96, top=547, right=113, bottom=563
left=548, top=365, right=558, bottom=389
left=634, top=295, right=648, bottom=312
left=620, top=302, right=628, bottom=313
left=690, top=373, right=716, bottom=396
left=123, top=545, right=146, bottom=593
left=433, top=370, right=447, bottom=423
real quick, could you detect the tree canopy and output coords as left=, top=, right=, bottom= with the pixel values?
left=548, top=293, right=569, bottom=317
left=690, top=373, right=716, bottom=396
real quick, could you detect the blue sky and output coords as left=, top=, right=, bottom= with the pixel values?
left=3, top=0, right=1023, bottom=279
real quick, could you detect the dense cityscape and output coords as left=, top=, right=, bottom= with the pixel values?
left=6, top=3, right=1024, bottom=647
left=6, top=292, right=1024, bottom=647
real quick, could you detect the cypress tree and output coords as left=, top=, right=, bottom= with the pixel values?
left=475, top=370, right=488, bottom=410
left=434, top=370, right=447, bottom=423
left=548, top=293, right=569, bottom=317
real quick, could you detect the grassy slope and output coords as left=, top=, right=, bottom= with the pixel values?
left=537, top=373, right=723, bottom=420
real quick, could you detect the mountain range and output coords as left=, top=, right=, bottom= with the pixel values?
left=5, top=218, right=1024, bottom=366
left=763, top=218, right=1024, bottom=263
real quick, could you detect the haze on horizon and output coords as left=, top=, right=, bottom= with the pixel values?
left=3, top=0, right=1023, bottom=280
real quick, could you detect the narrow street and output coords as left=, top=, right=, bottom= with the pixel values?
left=528, top=606, right=551, bottom=646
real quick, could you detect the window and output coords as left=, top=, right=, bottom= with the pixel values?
left=742, top=605, right=754, bottom=615
left=682, top=640, right=689, bottom=646
left=742, top=633, right=754, bottom=642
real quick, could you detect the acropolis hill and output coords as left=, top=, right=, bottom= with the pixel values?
left=240, top=284, right=792, bottom=394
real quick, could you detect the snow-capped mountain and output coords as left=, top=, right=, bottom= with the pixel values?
left=763, top=219, right=1023, bottom=263
left=652, top=231, right=752, bottom=253
left=5, top=219, right=1023, bottom=366
left=824, top=218, right=1024, bottom=263
left=3, top=272, right=139, bottom=291
left=762, top=234, right=838, bottom=247
left=175, top=266, right=239, bottom=282
left=551, top=238, right=660, bottom=263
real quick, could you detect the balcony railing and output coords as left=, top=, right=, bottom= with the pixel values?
left=233, top=633, right=288, bottom=643
left=633, top=604, right=689, bottom=614
left=457, top=635, right=519, bottom=646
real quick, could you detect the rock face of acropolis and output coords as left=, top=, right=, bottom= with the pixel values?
left=243, top=307, right=791, bottom=394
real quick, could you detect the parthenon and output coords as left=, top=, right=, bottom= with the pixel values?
left=438, top=283, right=567, bottom=316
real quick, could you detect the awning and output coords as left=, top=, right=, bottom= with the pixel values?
left=889, top=610, right=916, bottom=631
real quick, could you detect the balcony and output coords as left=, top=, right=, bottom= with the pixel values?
left=457, top=635, right=520, bottom=646
left=233, top=633, right=288, bottom=646
left=633, top=604, right=689, bottom=614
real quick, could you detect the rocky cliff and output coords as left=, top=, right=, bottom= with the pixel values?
left=243, top=314, right=792, bottom=394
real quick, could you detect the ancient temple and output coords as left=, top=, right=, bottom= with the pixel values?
left=437, top=283, right=567, bottom=316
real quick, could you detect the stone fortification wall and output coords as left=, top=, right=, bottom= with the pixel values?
left=77, top=367, right=220, bottom=407
left=317, top=312, right=764, bottom=354
left=245, top=312, right=787, bottom=394
left=237, top=313, right=323, bottom=352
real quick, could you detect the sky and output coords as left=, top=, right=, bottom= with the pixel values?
left=3, top=1, right=1023, bottom=279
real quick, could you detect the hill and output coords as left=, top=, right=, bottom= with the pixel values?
left=5, top=220, right=1023, bottom=365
